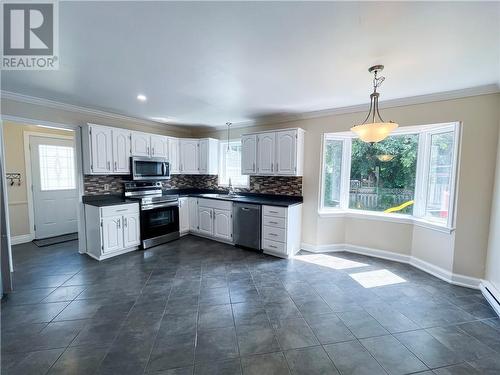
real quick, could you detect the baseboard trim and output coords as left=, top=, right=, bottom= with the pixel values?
left=10, top=234, right=34, bottom=245
left=301, top=242, right=481, bottom=289
left=480, top=280, right=500, bottom=317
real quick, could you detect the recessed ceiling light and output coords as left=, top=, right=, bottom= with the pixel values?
left=137, top=94, right=147, bottom=102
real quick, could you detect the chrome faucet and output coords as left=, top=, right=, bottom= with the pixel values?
left=228, top=177, right=236, bottom=196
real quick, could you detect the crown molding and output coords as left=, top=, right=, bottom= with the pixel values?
left=212, top=83, right=500, bottom=130
left=2, top=83, right=499, bottom=132
left=0, top=90, right=192, bottom=131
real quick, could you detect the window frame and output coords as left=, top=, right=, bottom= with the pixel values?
left=218, top=139, right=250, bottom=188
left=319, top=122, right=461, bottom=231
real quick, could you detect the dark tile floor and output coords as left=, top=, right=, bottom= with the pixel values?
left=1, top=235, right=500, bottom=375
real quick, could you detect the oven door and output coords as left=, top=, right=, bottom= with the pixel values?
left=132, top=157, right=170, bottom=180
left=140, top=203, right=179, bottom=248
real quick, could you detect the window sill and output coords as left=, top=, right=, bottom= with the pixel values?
left=318, top=209, right=455, bottom=234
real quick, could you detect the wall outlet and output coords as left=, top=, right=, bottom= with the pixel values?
left=104, top=184, right=110, bottom=191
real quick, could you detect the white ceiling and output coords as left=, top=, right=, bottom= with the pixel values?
left=2, top=1, right=500, bottom=128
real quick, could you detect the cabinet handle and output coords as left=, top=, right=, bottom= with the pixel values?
left=269, top=245, right=277, bottom=249
left=152, top=147, right=155, bottom=156
left=117, top=219, right=121, bottom=229
left=269, top=233, right=278, bottom=236
left=276, top=163, right=278, bottom=171
left=269, top=210, right=278, bottom=214
left=271, top=163, right=273, bottom=172
left=114, top=161, right=117, bottom=171
left=269, top=221, right=278, bottom=224
left=253, top=162, right=255, bottom=172
left=107, top=161, right=111, bottom=170
left=124, top=217, right=128, bottom=227
left=147, top=146, right=150, bottom=155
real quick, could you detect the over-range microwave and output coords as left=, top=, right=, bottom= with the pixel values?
left=131, top=157, right=170, bottom=180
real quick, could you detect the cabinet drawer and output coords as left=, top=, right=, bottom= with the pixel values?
left=262, top=216, right=286, bottom=228
left=101, top=203, right=139, bottom=217
left=262, top=205, right=286, bottom=218
left=198, top=198, right=233, bottom=211
left=263, top=226, right=286, bottom=242
left=262, top=238, right=286, bottom=254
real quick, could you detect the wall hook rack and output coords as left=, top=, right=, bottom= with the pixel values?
left=6, top=173, right=22, bottom=186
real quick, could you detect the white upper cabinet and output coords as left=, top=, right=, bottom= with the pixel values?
left=168, top=137, right=180, bottom=174
left=276, top=130, right=296, bottom=175
left=131, top=131, right=151, bottom=157
left=112, top=128, right=131, bottom=174
left=180, top=139, right=199, bottom=174
left=198, top=138, right=219, bottom=175
left=257, top=133, right=276, bottom=175
left=87, top=124, right=112, bottom=174
left=150, top=135, right=169, bottom=158
left=241, top=135, right=257, bottom=174
left=242, top=128, right=304, bottom=176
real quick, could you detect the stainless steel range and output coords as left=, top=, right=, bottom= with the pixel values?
left=124, top=181, right=179, bottom=249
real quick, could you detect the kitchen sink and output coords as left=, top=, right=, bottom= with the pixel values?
left=199, top=193, right=245, bottom=199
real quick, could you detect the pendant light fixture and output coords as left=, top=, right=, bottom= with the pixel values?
left=351, top=65, right=398, bottom=143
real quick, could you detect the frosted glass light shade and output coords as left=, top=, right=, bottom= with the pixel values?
left=350, top=122, right=399, bottom=143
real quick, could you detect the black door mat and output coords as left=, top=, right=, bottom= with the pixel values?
left=33, top=233, right=78, bottom=247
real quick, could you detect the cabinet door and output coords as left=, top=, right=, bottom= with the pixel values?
left=112, top=128, right=131, bottom=174
left=276, top=130, right=296, bottom=175
left=198, top=207, right=213, bottom=236
left=168, top=137, right=180, bottom=174
left=150, top=135, right=168, bottom=158
left=198, top=139, right=208, bottom=174
left=90, top=125, right=112, bottom=174
left=123, top=213, right=140, bottom=248
left=188, top=198, right=198, bottom=232
left=257, top=133, right=275, bottom=174
left=213, top=209, right=232, bottom=242
left=241, top=135, right=257, bottom=174
left=102, top=215, right=123, bottom=253
left=180, top=140, right=199, bottom=174
left=131, top=132, right=151, bottom=157
left=179, top=198, right=190, bottom=234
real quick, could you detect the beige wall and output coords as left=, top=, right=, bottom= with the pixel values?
left=4, top=121, right=74, bottom=237
left=486, top=120, right=500, bottom=293
left=197, top=93, right=500, bottom=280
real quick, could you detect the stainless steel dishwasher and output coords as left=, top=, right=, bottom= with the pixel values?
left=233, top=203, right=261, bottom=250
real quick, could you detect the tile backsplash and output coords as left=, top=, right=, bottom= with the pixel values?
left=84, top=174, right=302, bottom=196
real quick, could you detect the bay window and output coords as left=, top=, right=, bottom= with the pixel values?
left=320, top=122, right=460, bottom=229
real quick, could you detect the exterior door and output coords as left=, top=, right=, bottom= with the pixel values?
left=150, top=135, right=168, bottom=158
left=213, top=209, right=232, bottom=241
left=180, top=140, right=199, bottom=174
left=90, top=125, right=112, bottom=173
left=257, top=133, right=275, bottom=174
left=276, top=130, right=296, bottom=175
left=198, top=207, right=213, bottom=236
left=241, top=135, right=257, bottom=174
left=30, top=136, right=78, bottom=239
left=102, top=215, right=123, bottom=253
left=123, top=213, right=140, bottom=248
left=168, top=138, right=180, bottom=174
left=112, top=128, right=131, bottom=174
left=131, top=132, right=150, bottom=157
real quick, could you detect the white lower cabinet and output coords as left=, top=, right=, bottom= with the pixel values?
left=85, top=203, right=140, bottom=261
left=188, top=198, right=199, bottom=232
left=179, top=197, right=189, bottom=235
left=261, top=204, right=302, bottom=258
left=196, top=199, right=233, bottom=243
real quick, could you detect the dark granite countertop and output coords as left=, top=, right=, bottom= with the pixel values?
left=82, top=194, right=138, bottom=207
left=83, top=190, right=303, bottom=208
left=165, top=188, right=303, bottom=207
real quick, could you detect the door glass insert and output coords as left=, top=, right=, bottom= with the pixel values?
left=38, top=144, right=76, bottom=190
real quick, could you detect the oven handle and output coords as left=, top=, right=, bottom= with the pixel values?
left=142, top=201, right=179, bottom=211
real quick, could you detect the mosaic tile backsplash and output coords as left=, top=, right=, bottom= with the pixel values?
left=84, top=174, right=302, bottom=196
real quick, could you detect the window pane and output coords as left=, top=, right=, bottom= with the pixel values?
left=425, top=131, right=454, bottom=222
left=219, top=141, right=249, bottom=187
left=322, top=139, right=343, bottom=208
left=39, top=144, right=76, bottom=191
left=349, top=134, right=418, bottom=214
